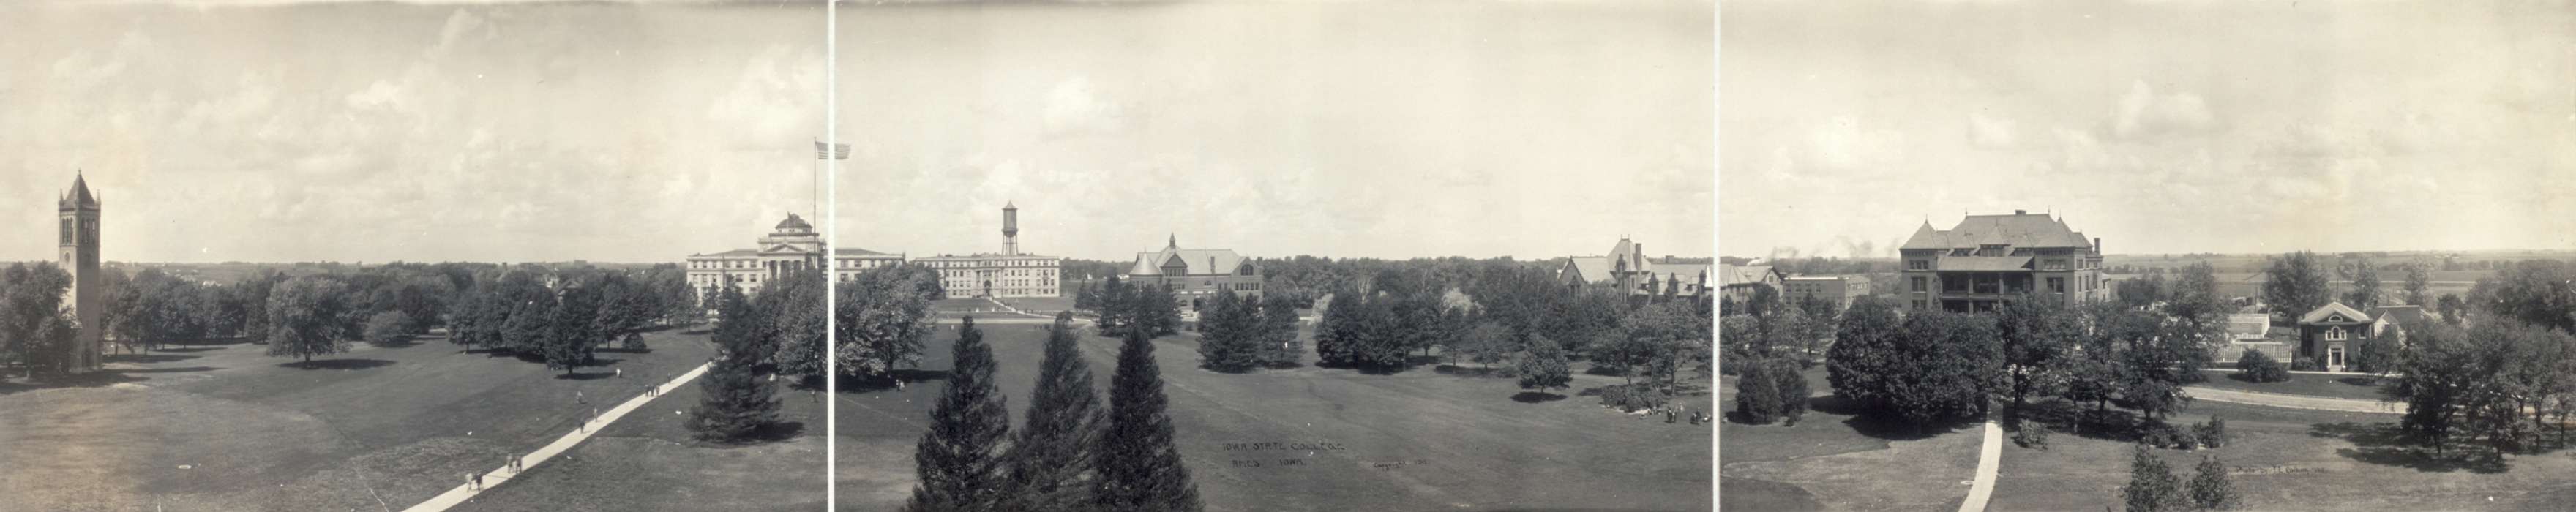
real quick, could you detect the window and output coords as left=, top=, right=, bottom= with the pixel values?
left=2048, top=277, right=2064, bottom=293
left=1911, top=276, right=1927, bottom=292
left=1908, top=259, right=1930, bottom=271
left=2326, top=327, right=2347, bottom=341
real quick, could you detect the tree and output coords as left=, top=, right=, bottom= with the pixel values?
left=1770, top=358, right=1811, bottom=426
left=908, top=317, right=1012, bottom=512
left=1996, top=293, right=2078, bottom=419
left=2435, top=293, right=2465, bottom=325
left=2123, top=445, right=2186, bottom=512
left=2116, top=274, right=2168, bottom=309
left=1516, top=334, right=1572, bottom=395
left=544, top=281, right=603, bottom=377
left=1093, top=327, right=1203, bottom=511
left=2349, top=325, right=2401, bottom=375
left=1453, top=320, right=1514, bottom=370
left=1257, top=295, right=1303, bottom=368
left=1135, top=284, right=1183, bottom=338
left=2236, top=349, right=2289, bottom=383
left=1194, top=290, right=1262, bottom=372
left=1, top=263, right=75, bottom=376
left=1884, top=309, right=2003, bottom=429
left=2165, top=263, right=2229, bottom=334
left=2389, top=319, right=2486, bottom=455
left=2342, top=257, right=2384, bottom=310
left=1096, top=276, right=1131, bottom=336
left=265, top=276, right=352, bottom=364
left=2402, top=263, right=2433, bottom=306
left=1003, top=312, right=1104, bottom=511
left=1314, top=289, right=1361, bottom=366
left=2187, top=455, right=2238, bottom=511
left=765, top=269, right=831, bottom=380
left=690, top=284, right=778, bottom=442
left=1349, top=292, right=1410, bottom=369
left=1825, top=296, right=1905, bottom=413
left=1734, top=359, right=1784, bottom=423
left=1074, top=279, right=1102, bottom=312
left=364, top=311, right=413, bottom=346
left=836, top=267, right=937, bottom=379
left=2263, top=251, right=2332, bottom=325
left=1608, top=301, right=1710, bottom=396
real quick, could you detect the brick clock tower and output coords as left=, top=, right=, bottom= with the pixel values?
left=58, top=173, right=102, bottom=373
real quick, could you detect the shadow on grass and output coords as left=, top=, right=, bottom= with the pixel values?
left=1512, top=391, right=1567, bottom=403
left=1584, top=366, right=1628, bottom=377
left=2309, top=421, right=2509, bottom=473
left=1313, top=360, right=1415, bottom=376
left=116, top=366, right=221, bottom=374
left=839, top=369, right=951, bottom=394
left=1435, top=364, right=1510, bottom=378
left=555, top=371, right=618, bottom=380
left=0, top=371, right=149, bottom=395
left=2225, top=372, right=2290, bottom=384
left=277, top=358, right=397, bottom=370
left=1804, top=394, right=1969, bottom=440
left=596, top=347, right=654, bottom=354
left=2337, top=377, right=2382, bottom=387
left=157, top=346, right=229, bottom=353
left=700, top=421, right=809, bottom=447
left=2015, top=399, right=2148, bottom=443
left=105, top=353, right=199, bottom=364
left=367, top=338, right=422, bottom=349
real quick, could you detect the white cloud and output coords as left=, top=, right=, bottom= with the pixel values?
left=2112, top=80, right=2215, bottom=138
left=1041, top=76, right=1127, bottom=138
left=1967, top=110, right=2018, bottom=148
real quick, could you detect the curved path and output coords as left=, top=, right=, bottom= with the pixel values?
left=400, top=361, right=713, bottom=512
left=2184, top=385, right=2402, bottom=414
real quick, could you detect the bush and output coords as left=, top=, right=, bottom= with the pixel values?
left=2012, top=421, right=2051, bottom=450
left=1609, top=383, right=1671, bottom=413
left=1733, top=363, right=1783, bottom=423
left=2194, top=415, right=2229, bottom=448
left=1770, top=358, right=1811, bottom=426
left=2138, top=421, right=2200, bottom=450
left=2290, top=357, right=2320, bottom=372
left=2124, top=444, right=2187, bottom=512
left=364, top=311, right=412, bottom=346
left=2236, top=349, right=2291, bottom=383
left=2187, top=455, right=2238, bottom=510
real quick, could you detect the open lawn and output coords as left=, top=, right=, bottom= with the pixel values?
left=1993, top=399, right=2576, bottom=511
left=0, top=328, right=818, bottom=511
left=1718, top=368, right=1982, bottom=511
left=835, top=323, right=1712, bottom=511
left=2193, top=369, right=2395, bottom=402
left=995, top=295, right=1076, bottom=314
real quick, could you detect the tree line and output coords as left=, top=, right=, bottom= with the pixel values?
left=689, top=265, right=946, bottom=442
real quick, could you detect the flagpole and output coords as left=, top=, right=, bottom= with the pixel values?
left=823, top=0, right=839, bottom=508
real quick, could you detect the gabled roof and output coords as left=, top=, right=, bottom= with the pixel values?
left=1127, top=247, right=1248, bottom=276
left=1901, top=213, right=2092, bottom=251
left=1719, top=265, right=1780, bottom=286
left=1563, top=257, right=1613, bottom=285
left=691, top=249, right=760, bottom=257
left=2225, top=314, right=2272, bottom=340
left=1653, top=264, right=1712, bottom=285
left=2370, top=305, right=2427, bottom=325
left=2299, top=301, right=2373, bottom=325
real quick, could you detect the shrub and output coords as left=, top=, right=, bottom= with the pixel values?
left=2124, top=444, right=2187, bottom=512
left=2187, top=455, right=2238, bottom=510
left=1733, top=363, right=1783, bottom=423
left=2013, top=421, right=2051, bottom=450
left=2138, top=421, right=2200, bottom=450
left=363, top=311, right=412, bottom=346
left=2289, top=357, right=2320, bottom=372
left=2236, top=349, right=2291, bottom=383
left=2194, top=415, right=2230, bottom=448
left=1609, top=383, right=1671, bottom=413
left=1770, top=358, right=1811, bottom=426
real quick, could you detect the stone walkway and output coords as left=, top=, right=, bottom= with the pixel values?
left=2184, top=385, right=2402, bottom=414
left=399, top=362, right=712, bottom=512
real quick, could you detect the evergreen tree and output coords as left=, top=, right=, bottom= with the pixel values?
left=1003, top=312, right=1104, bottom=511
left=1093, top=327, right=1203, bottom=511
left=1098, top=276, right=1131, bottom=336
left=2187, top=454, right=2236, bottom=511
left=1195, top=291, right=1262, bottom=372
left=2123, top=444, right=2187, bottom=512
left=1314, top=290, right=1363, bottom=366
left=1733, top=358, right=1783, bottom=423
left=908, top=316, right=1013, bottom=511
left=1137, top=284, right=1183, bottom=337
left=1352, top=293, right=1411, bottom=369
left=1258, top=294, right=1303, bottom=368
left=1771, top=357, right=1811, bottom=426
left=1516, top=334, right=1573, bottom=395
left=689, top=285, right=778, bottom=442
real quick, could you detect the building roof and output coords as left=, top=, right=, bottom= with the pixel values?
left=774, top=214, right=813, bottom=230
left=1651, top=263, right=1712, bottom=285
left=2299, top=301, right=2374, bottom=325
left=1935, top=255, right=2034, bottom=271
left=1718, top=265, right=1779, bottom=286
left=834, top=247, right=896, bottom=257
left=917, top=252, right=1060, bottom=261
left=64, top=174, right=97, bottom=207
left=1563, top=257, right=1614, bottom=285
left=1901, top=213, right=2093, bottom=251
left=1128, top=247, right=1248, bottom=276
left=2370, top=305, right=2427, bottom=325
left=2226, top=314, right=2272, bottom=340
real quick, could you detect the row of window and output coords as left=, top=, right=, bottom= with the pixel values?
left=923, top=259, right=1058, bottom=268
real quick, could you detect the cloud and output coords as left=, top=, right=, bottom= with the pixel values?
left=424, top=9, right=495, bottom=61
left=2111, top=80, right=2215, bottom=138
left=1041, top=76, right=1127, bottom=138
left=1805, top=115, right=1906, bottom=172
left=1967, top=110, right=2018, bottom=148
left=704, top=44, right=823, bottom=148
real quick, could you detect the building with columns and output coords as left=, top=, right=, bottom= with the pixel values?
left=914, top=202, right=1064, bottom=298
left=684, top=213, right=905, bottom=302
left=58, top=174, right=103, bottom=373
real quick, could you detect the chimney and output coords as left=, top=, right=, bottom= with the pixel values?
left=2094, top=237, right=2103, bottom=254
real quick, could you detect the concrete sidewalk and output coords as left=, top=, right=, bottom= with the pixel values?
left=1955, top=419, right=2002, bottom=512
left=400, top=362, right=712, bottom=512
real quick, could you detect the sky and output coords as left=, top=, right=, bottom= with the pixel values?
left=1721, top=1, right=2576, bottom=260
left=0, top=0, right=1713, bottom=264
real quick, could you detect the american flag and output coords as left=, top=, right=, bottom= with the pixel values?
left=815, top=140, right=851, bottom=160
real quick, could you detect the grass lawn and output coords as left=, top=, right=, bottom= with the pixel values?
left=1719, top=367, right=1982, bottom=511
left=836, top=323, right=1712, bottom=511
left=1992, top=399, right=2576, bottom=511
left=460, top=355, right=827, bottom=511
left=0, top=328, right=814, bottom=511
left=2193, top=369, right=2395, bottom=402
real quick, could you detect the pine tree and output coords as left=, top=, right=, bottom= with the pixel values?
left=2187, top=455, right=2236, bottom=511
left=1003, top=312, right=1104, bottom=511
left=1353, top=293, right=1409, bottom=369
left=1517, top=334, right=1572, bottom=395
left=1094, top=327, right=1202, bottom=511
left=689, top=286, right=778, bottom=442
left=1258, top=294, right=1303, bottom=368
left=908, top=316, right=1013, bottom=511
left=1195, top=291, right=1260, bottom=372
left=2123, top=444, right=2186, bottom=512
left=1098, top=276, right=1131, bottom=337
left=1314, top=290, right=1362, bottom=366
left=1733, top=359, right=1783, bottom=423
